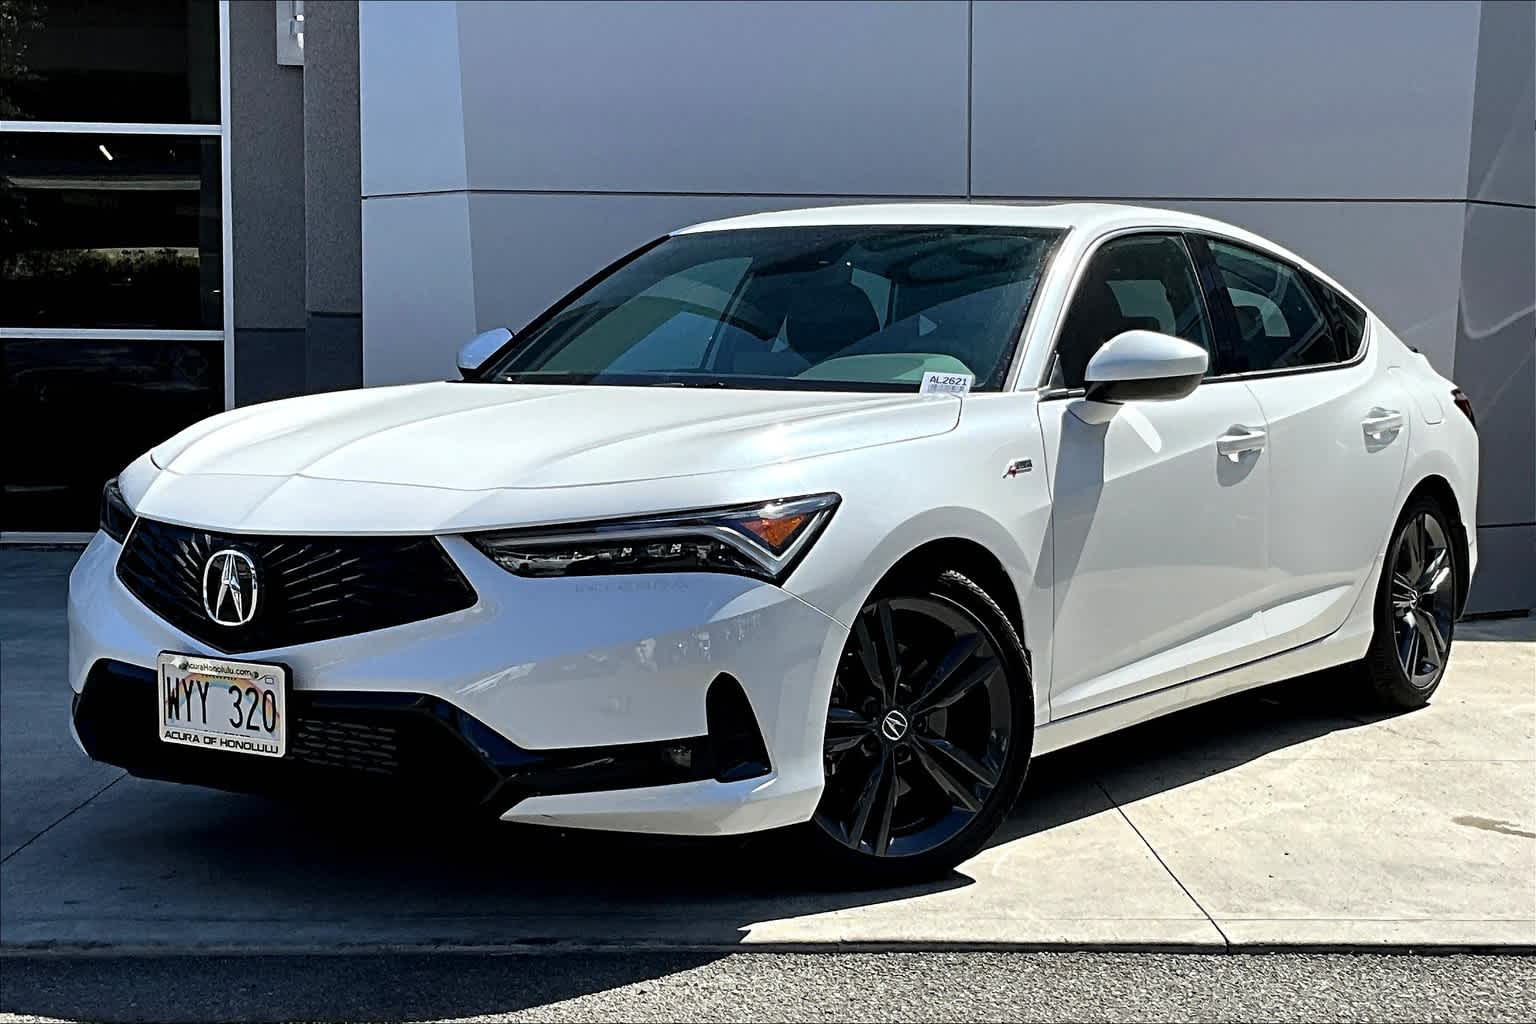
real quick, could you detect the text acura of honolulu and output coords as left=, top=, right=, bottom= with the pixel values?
left=70, top=204, right=1478, bottom=880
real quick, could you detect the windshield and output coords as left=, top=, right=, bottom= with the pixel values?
left=488, top=225, right=1062, bottom=392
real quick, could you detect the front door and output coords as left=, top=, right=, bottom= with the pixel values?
left=1037, top=233, right=1272, bottom=718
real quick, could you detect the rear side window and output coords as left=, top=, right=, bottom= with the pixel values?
left=1307, top=272, right=1368, bottom=360
left=1207, top=239, right=1339, bottom=372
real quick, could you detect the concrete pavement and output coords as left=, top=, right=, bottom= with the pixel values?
left=2, top=549, right=1532, bottom=953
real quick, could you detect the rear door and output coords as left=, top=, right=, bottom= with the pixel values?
left=1191, top=235, right=1410, bottom=652
left=1038, top=232, right=1272, bottom=719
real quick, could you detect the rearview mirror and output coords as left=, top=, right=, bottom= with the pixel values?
left=1083, top=330, right=1208, bottom=404
left=456, top=327, right=512, bottom=380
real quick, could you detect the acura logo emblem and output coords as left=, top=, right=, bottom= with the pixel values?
left=880, top=709, right=910, bottom=743
left=202, top=549, right=259, bottom=627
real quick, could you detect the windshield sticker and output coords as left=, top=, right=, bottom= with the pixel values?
left=919, top=371, right=974, bottom=396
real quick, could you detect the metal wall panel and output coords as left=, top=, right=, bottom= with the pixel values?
left=453, top=0, right=968, bottom=196
left=358, top=0, right=469, bottom=196
left=970, top=0, right=1481, bottom=201
left=361, top=193, right=477, bottom=385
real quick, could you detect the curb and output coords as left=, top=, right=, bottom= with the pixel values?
left=4, top=940, right=1534, bottom=957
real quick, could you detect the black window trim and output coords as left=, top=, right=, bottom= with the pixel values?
left=1189, top=231, right=1372, bottom=383
left=1000, top=226, right=1073, bottom=391
left=1035, top=227, right=1216, bottom=399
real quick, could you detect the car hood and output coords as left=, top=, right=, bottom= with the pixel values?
left=148, top=382, right=960, bottom=492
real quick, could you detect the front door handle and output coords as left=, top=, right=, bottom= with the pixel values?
left=1216, top=425, right=1267, bottom=462
left=1362, top=408, right=1405, bottom=441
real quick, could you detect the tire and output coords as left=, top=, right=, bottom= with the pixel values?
left=798, top=569, right=1033, bottom=885
left=1356, top=494, right=1459, bottom=710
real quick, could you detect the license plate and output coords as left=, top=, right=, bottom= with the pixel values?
left=157, top=653, right=288, bottom=758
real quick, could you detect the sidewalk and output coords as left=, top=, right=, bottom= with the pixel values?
left=3, top=549, right=1532, bottom=953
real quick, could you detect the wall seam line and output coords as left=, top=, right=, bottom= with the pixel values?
left=359, top=189, right=1534, bottom=208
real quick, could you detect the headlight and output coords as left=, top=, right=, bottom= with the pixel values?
left=99, top=477, right=136, bottom=543
left=468, top=493, right=840, bottom=583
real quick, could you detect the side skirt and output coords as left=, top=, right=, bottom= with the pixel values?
left=1032, top=614, right=1373, bottom=757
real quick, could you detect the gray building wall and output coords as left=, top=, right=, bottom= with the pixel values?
left=1455, top=0, right=1536, bottom=615
left=230, top=0, right=363, bottom=404
left=349, top=0, right=1532, bottom=612
left=302, top=0, right=364, bottom=394
left=229, top=0, right=305, bottom=405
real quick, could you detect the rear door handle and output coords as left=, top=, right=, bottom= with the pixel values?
left=1362, top=408, right=1405, bottom=441
left=1216, top=426, right=1267, bottom=462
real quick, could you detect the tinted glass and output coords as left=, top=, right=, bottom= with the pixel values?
left=0, top=0, right=219, bottom=123
left=2, top=338, right=223, bottom=530
left=1307, top=271, right=1367, bottom=360
left=1208, top=239, right=1339, bottom=372
left=1053, top=234, right=1211, bottom=388
left=1, top=133, right=223, bottom=329
left=490, top=226, right=1060, bottom=392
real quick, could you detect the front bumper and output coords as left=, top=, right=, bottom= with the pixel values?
left=67, top=531, right=848, bottom=835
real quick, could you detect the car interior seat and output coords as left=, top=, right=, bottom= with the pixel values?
left=782, top=276, right=881, bottom=366
left=1055, top=277, right=1162, bottom=387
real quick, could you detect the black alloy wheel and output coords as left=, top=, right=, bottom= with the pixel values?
left=1359, top=495, right=1459, bottom=709
left=1389, top=510, right=1456, bottom=687
left=806, top=570, right=1031, bottom=881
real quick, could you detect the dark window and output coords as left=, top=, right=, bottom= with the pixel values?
left=492, top=226, right=1060, bottom=392
left=1, top=338, right=223, bottom=530
left=1207, top=239, right=1340, bottom=372
left=0, top=133, right=223, bottom=329
left=1307, top=271, right=1367, bottom=360
left=1052, top=234, right=1212, bottom=389
left=549, top=256, right=752, bottom=374
left=0, top=0, right=219, bottom=124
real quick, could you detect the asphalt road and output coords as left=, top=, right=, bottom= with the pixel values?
left=1, top=951, right=1533, bottom=1023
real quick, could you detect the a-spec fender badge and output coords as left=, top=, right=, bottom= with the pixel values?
left=1004, top=458, right=1033, bottom=478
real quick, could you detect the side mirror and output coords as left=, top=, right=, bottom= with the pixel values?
left=456, top=327, right=512, bottom=380
left=1083, top=330, right=1208, bottom=404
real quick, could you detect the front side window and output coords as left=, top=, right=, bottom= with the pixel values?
left=1052, top=234, right=1212, bottom=389
left=489, top=226, right=1061, bottom=392
left=1207, top=239, right=1340, bottom=372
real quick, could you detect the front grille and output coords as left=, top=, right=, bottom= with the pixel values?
left=116, top=518, right=478, bottom=652
left=289, top=717, right=402, bottom=776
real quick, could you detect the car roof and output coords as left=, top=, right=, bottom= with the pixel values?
left=676, top=202, right=1231, bottom=236
left=673, top=202, right=1363, bottom=309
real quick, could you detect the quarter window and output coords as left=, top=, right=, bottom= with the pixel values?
left=1207, top=240, right=1340, bottom=372
left=1052, top=234, right=1212, bottom=389
left=1307, top=271, right=1368, bottom=361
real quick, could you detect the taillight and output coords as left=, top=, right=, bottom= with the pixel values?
left=1451, top=388, right=1475, bottom=429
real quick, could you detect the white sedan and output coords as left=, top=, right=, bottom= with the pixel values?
left=69, top=203, right=1478, bottom=882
